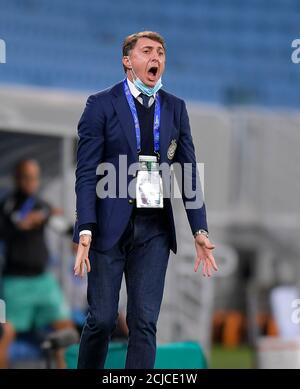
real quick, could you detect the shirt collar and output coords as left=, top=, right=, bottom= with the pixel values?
left=126, top=78, right=156, bottom=99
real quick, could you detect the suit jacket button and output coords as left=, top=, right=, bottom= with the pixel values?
left=128, top=199, right=134, bottom=204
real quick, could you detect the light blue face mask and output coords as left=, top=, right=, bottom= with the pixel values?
left=133, top=75, right=163, bottom=97
left=129, top=60, right=163, bottom=96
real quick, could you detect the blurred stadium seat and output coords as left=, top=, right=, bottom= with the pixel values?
left=0, top=0, right=299, bottom=107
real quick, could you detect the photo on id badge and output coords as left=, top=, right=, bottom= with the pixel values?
left=136, top=155, right=163, bottom=208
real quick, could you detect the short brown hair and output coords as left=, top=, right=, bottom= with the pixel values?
left=122, top=31, right=166, bottom=72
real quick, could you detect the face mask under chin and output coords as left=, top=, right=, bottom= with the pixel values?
left=133, top=75, right=163, bottom=97
left=129, top=62, right=163, bottom=97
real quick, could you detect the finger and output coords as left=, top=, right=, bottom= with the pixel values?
left=194, top=257, right=201, bottom=272
left=76, top=259, right=83, bottom=277
left=205, top=242, right=215, bottom=250
left=74, top=259, right=85, bottom=277
left=208, top=254, right=218, bottom=271
left=74, top=262, right=80, bottom=276
left=74, top=254, right=82, bottom=275
left=74, top=255, right=81, bottom=274
left=205, top=262, right=211, bottom=277
left=74, top=263, right=80, bottom=276
left=202, top=260, right=207, bottom=277
left=85, top=257, right=91, bottom=273
left=80, top=260, right=85, bottom=277
left=206, top=261, right=212, bottom=277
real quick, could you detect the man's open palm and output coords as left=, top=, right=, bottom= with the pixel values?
left=194, top=235, right=218, bottom=277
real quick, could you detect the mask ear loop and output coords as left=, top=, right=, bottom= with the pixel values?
left=127, top=57, right=138, bottom=81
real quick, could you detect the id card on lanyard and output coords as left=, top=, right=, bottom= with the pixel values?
left=123, top=79, right=164, bottom=208
left=136, top=155, right=163, bottom=208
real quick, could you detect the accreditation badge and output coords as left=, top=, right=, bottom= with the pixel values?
left=136, top=155, right=163, bottom=208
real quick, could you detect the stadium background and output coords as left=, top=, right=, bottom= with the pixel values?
left=0, top=0, right=300, bottom=368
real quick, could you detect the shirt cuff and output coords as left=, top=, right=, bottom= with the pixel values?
left=79, top=230, right=92, bottom=237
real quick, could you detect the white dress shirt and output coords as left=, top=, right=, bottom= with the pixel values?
left=126, top=78, right=156, bottom=107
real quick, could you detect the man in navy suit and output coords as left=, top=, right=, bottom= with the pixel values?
left=73, top=31, right=218, bottom=369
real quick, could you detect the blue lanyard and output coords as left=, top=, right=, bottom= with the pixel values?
left=123, top=79, right=161, bottom=159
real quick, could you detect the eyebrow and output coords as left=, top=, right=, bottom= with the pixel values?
left=141, top=45, right=164, bottom=51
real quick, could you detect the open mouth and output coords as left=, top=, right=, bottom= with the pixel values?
left=148, top=66, right=158, bottom=77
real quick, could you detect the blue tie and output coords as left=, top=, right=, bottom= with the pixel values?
left=141, top=93, right=151, bottom=108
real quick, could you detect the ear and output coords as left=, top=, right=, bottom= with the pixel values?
left=122, top=56, right=132, bottom=70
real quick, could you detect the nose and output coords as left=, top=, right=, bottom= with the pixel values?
left=151, top=51, right=160, bottom=62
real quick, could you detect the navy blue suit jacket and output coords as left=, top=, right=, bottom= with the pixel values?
left=73, top=80, right=208, bottom=254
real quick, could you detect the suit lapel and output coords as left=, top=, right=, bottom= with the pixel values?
left=112, top=81, right=138, bottom=162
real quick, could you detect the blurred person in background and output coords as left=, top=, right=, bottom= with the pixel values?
left=0, top=158, right=74, bottom=368
left=73, top=31, right=217, bottom=369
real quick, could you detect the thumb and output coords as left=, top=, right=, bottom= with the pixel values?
left=80, top=236, right=91, bottom=247
left=205, top=242, right=215, bottom=250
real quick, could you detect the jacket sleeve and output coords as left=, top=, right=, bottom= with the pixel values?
left=75, top=94, right=105, bottom=227
left=173, top=100, right=208, bottom=235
